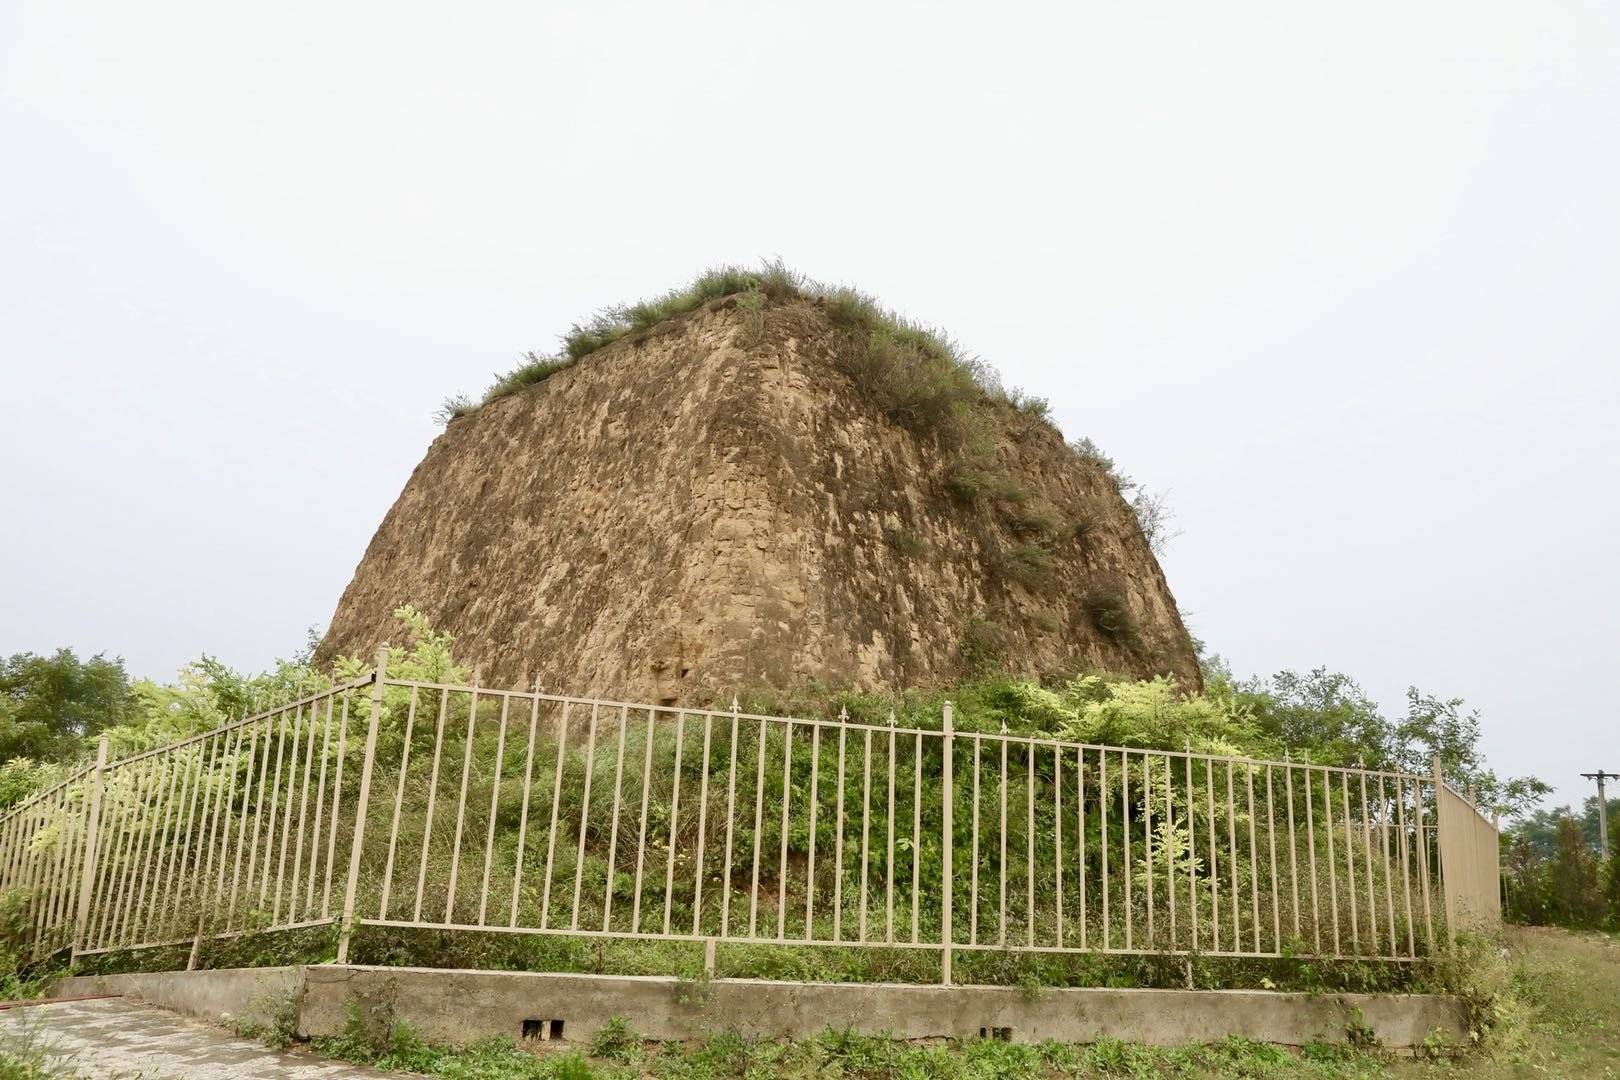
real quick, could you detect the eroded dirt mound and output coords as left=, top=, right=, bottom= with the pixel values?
left=318, top=296, right=1201, bottom=702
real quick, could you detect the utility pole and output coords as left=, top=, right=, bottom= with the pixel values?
left=1580, top=770, right=1618, bottom=858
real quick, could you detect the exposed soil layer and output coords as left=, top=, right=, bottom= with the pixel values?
left=317, top=297, right=1202, bottom=703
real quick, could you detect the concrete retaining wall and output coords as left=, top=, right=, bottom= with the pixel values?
left=54, top=966, right=302, bottom=1032
left=54, top=965, right=1466, bottom=1051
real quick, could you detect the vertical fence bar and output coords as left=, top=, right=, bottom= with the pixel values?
left=118, top=751, right=175, bottom=944
left=1416, top=773, right=1434, bottom=953
left=720, top=702, right=739, bottom=938
left=1265, top=764, right=1280, bottom=952
left=164, top=737, right=214, bottom=937
left=601, top=705, right=630, bottom=932
left=303, top=697, right=334, bottom=916
left=1223, top=760, right=1236, bottom=952
left=444, top=686, right=481, bottom=924
left=832, top=721, right=847, bottom=943
left=748, top=712, right=767, bottom=939
left=413, top=690, right=449, bottom=923
left=1395, top=774, right=1415, bottom=956
left=885, top=716, right=896, bottom=944
left=180, top=732, right=226, bottom=935
left=539, top=701, right=572, bottom=931
left=1079, top=747, right=1088, bottom=950
left=747, top=714, right=767, bottom=939
left=1204, top=757, right=1217, bottom=952
left=777, top=721, right=793, bottom=940
left=1122, top=750, right=1133, bottom=951
left=1359, top=770, right=1377, bottom=954
left=1185, top=749, right=1196, bottom=952
left=286, top=701, right=319, bottom=925
left=271, top=702, right=305, bottom=924
left=631, top=708, right=655, bottom=934
left=858, top=724, right=872, bottom=943
left=336, top=646, right=388, bottom=965
left=690, top=711, right=713, bottom=936
left=320, top=689, right=353, bottom=920
left=509, top=684, right=542, bottom=928
left=227, top=713, right=265, bottom=928
left=1164, top=754, right=1176, bottom=951
left=477, top=694, right=512, bottom=927
left=1025, top=741, right=1035, bottom=949
left=805, top=722, right=820, bottom=938
left=1341, top=771, right=1357, bottom=954
left=940, top=702, right=953, bottom=984
left=70, top=736, right=110, bottom=959
left=1323, top=767, right=1340, bottom=955
left=256, top=703, right=290, bottom=908
left=378, top=686, right=420, bottom=919
left=1377, top=774, right=1396, bottom=954
left=1142, top=751, right=1151, bottom=947
left=1245, top=761, right=1260, bottom=953
left=909, top=731, right=921, bottom=945
left=1285, top=758, right=1299, bottom=944
left=1101, top=749, right=1110, bottom=949
left=1054, top=742, right=1063, bottom=950
left=570, top=704, right=599, bottom=932
left=998, top=735, right=1007, bottom=948
left=662, top=710, right=685, bottom=935
left=200, top=720, right=244, bottom=919
left=968, top=735, right=980, bottom=947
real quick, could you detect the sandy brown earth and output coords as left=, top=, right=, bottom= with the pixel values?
left=318, top=296, right=1200, bottom=704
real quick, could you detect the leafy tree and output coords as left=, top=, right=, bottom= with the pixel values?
left=1511, top=795, right=1620, bottom=860
left=1237, top=668, right=1389, bottom=767
left=0, top=649, right=134, bottom=766
left=1550, top=816, right=1606, bottom=926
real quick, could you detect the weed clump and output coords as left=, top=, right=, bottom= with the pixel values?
left=587, top=1015, right=641, bottom=1062
left=1081, top=582, right=1137, bottom=643
left=997, top=543, right=1056, bottom=589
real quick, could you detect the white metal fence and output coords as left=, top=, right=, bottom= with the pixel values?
left=0, top=651, right=1500, bottom=978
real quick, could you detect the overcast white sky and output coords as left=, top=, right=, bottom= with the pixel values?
left=2, top=2, right=1616, bottom=811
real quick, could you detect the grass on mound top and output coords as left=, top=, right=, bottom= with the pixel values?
left=440, top=261, right=1025, bottom=439
left=436, top=262, right=1155, bottom=569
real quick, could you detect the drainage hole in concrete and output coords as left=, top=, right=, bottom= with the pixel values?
left=978, top=1026, right=1012, bottom=1041
left=522, top=1019, right=566, bottom=1041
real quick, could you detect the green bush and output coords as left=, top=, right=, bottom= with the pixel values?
left=1080, top=583, right=1137, bottom=644
left=996, top=543, right=1056, bottom=589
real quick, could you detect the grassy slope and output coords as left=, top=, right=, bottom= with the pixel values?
left=270, top=926, right=1620, bottom=1080
left=1387, top=925, right=1620, bottom=1080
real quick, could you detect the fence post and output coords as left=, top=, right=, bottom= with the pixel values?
left=69, top=735, right=109, bottom=964
left=940, top=700, right=954, bottom=986
left=336, top=645, right=388, bottom=965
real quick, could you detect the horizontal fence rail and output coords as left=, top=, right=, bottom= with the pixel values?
left=0, top=652, right=1498, bottom=979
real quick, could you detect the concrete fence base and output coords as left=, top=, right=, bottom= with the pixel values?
left=54, top=965, right=1466, bottom=1052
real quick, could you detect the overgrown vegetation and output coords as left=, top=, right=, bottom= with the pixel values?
left=0, top=1025, right=77, bottom=1080
left=1501, top=808, right=1620, bottom=929
left=0, top=613, right=1550, bottom=1013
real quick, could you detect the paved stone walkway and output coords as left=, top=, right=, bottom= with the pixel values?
left=0, top=998, right=390, bottom=1079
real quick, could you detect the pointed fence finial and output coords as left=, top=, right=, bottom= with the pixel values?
left=731, top=696, right=740, bottom=713
left=888, top=709, right=897, bottom=727
left=838, top=705, right=849, bottom=722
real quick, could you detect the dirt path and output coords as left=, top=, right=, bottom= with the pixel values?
left=0, top=997, right=389, bottom=1079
